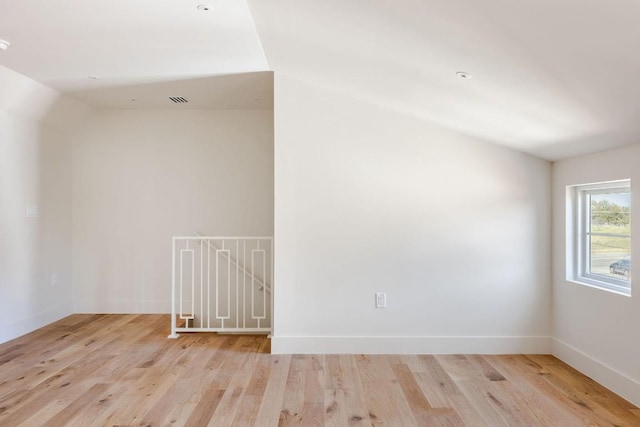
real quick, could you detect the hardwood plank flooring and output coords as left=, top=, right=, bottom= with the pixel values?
left=0, top=315, right=638, bottom=426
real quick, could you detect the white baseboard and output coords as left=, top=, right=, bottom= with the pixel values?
left=0, top=302, right=73, bottom=345
left=73, top=299, right=170, bottom=314
left=552, top=338, right=640, bottom=407
left=271, top=335, right=551, bottom=355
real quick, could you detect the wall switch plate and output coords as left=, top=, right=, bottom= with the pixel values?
left=26, top=204, right=38, bottom=217
left=375, top=292, right=387, bottom=308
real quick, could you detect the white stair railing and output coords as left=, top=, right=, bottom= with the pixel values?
left=168, top=236, right=273, bottom=338
left=193, top=232, right=271, bottom=293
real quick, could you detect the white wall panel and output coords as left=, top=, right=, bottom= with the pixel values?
left=72, top=109, right=274, bottom=313
left=272, top=73, right=552, bottom=353
left=552, top=143, right=640, bottom=406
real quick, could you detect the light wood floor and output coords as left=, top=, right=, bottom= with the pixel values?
left=1, top=315, right=638, bottom=426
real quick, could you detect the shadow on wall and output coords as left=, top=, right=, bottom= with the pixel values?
left=530, top=129, right=640, bottom=161
left=0, top=64, right=91, bottom=343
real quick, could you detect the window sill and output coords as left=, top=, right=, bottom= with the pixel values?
left=566, top=278, right=631, bottom=297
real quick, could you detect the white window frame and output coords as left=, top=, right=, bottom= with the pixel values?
left=570, top=179, right=631, bottom=296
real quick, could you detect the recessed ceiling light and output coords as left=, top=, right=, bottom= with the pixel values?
left=456, top=71, right=472, bottom=79
left=88, top=75, right=99, bottom=80
left=0, top=39, right=10, bottom=51
left=197, top=4, right=212, bottom=11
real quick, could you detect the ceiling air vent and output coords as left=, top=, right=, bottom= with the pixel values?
left=169, top=96, right=189, bottom=104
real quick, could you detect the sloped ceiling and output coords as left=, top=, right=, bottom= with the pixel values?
left=2, top=0, right=640, bottom=159
left=248, top=0, right=640, bottom=160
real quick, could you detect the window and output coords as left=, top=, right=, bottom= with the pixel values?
left=569, top=180, right=632, bottom=295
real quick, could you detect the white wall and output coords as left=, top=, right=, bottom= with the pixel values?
left=72, top=109, right=273, bottom=313
left=4, top=61, right=636, bottom=409
left=552, top=143, right=640, bottom=406
left=272, top=73, right=552, bottom=354
left=0, top=65, right=90, bottom=344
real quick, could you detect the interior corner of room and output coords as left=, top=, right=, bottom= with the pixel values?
left=1, top=0, right=639, bottom=411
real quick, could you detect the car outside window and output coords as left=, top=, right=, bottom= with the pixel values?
left=569, top=180, right=631, bottom=295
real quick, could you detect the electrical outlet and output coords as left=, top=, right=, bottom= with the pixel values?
left=375, top=292, right=387, bottom=309
left=51, top=273, right=58, bottom=286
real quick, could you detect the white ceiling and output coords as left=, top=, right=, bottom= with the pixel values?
left=0, top=0, right=272, bottom=109
left=248, top=0, right=640, bottom=160
left=2, top=0, right=640, bottom=159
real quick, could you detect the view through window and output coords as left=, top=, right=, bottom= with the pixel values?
left=587, top=191, right=631, bottom=282
left=571, top=180, right=632, bottom=295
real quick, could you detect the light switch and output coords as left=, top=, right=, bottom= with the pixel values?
left=26, top=205, right=38, bottom=217
left=375, top=292, right=387, bottom=309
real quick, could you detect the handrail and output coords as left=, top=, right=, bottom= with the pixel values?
left=193, top=232, right=272, bottom=294
left=169, top=235, right=273, bottom=338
